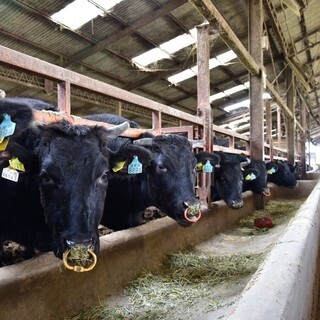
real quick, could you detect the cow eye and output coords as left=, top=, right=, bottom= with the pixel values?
left=157, top=163, right=167, bottom=172
left=40, top=170, right=54, bottom=185
left=99, top=171, right=109, bottom=183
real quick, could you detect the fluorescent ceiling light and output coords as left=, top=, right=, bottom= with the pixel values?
left=51, top=0, right=124, bottom=30
left=167, top=69, right=197, bottom=85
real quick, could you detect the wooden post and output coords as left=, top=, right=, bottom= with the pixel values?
left=196, top=24, right=212, bottom=209
left=266, top=100, right=273, bottom=160
left=249, top=0, right=264, bottom=161
left=300, top=99, right=307, bottom=178
left=57, top=81, right=71, bottom=114
left=286, top=68, right=295, bottom=164
left=248, top=0, right=264, bottom=209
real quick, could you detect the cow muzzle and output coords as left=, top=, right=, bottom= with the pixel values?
left=228, top=199, right=244, bottom=210
left=62, top=239, right=97, bottom=272
left=183, top=201, right=201, bottom=223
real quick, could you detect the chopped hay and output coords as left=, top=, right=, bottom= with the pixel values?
left=236, top=199, right=305, bottom=235
left=67, top=245, right=93, bottom=267
left=66, top=252, right=264, bottom=320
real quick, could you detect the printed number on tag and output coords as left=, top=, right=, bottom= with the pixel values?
left=1, top=167, right=19, bottom=182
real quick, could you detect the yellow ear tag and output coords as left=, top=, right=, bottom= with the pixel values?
left=9, top=157, right=25, bottom=172
left=112, top=160, right=126, bottom=172
left=0, top=137, right=9, bottom=151
left=196, top=162, right=203, bottom=171
left=0, top=137, right=4, bottom=144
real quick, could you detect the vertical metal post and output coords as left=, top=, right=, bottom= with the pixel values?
left=277, top=107, right=281, bottom=149
left=266, top=100, right=273, bottom=160
left=152, top=111, right=162, bottom=135
left=115, top=101, right=122, bottom=116
left=249, top=0, right=264, bottom=161
left=57, top=81, right=71, bottom=114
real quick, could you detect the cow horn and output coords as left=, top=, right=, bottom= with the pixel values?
left=133, top=137, right=153, bottom=146
left=240, top=158, right=251, bottom=168
left=107, top=121, right=130, bottom=138
left=189, top=139, right=204, bottom=149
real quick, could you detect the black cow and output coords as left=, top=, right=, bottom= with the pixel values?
left=0, top=98, right=129, bottom=265
left=212, top=152, right=251, bottom=209
left=85, top=114, right=220, bottom=231
left=266, top=160, right=297, bottom=188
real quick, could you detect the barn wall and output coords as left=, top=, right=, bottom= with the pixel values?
left=0, top=180, right=318, bottom=320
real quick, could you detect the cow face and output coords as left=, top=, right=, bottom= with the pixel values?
left=34, top=122, right=128, bottom=259
left=266, top=160, right=297, bottom=188
left=213, top=152, right=250, bottom=209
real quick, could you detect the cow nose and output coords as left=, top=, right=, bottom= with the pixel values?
left=230, top=200, right=243, bottom=209
left=66, top=238, right=94, bottom=249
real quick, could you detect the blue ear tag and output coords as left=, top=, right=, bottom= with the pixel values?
left=128, top=156, right=142, bottom=174
left=0, top=114, right=16, bottom=138
left=250, top=172, right=257, bottom=181
left=202, top=160, right=213, bottom=173
left=267, top=167, right=276, bottom=175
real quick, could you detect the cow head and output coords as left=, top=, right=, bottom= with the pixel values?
left=214, top=152, right=250, bottom=209
left=266, top=160, right=297, bottom=188
left=10, top=121, right=129, bottom=263
left=114, top=135, right=218, bottom=226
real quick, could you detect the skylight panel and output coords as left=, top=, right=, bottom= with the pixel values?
left=224, top=99, right=250, bottom=112
left=210, top=92, right=227, bottom=102
left=132, top=48, right=170, bottom=67
left=167, top=69, right=197, bottom=85
left=51, top=0, right=103, bottom=30
left=209, top=58, right=220, bottom=69
left=224, top=84, right=247, bottom=95
left=92, top=0, right=123, bottom=11
left=216, top=50, right=237, bottom=64
left=160, top=33, right=196, bottom=54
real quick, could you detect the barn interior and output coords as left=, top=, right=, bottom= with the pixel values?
left=1, top=1, right=320, bottom=320
left=0, top=0, right=319, bottom=152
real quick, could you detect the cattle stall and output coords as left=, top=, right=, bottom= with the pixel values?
left=0, top=176, right=319, bottom=320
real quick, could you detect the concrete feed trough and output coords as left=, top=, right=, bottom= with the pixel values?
left=0, top=177, right=319, bottom=320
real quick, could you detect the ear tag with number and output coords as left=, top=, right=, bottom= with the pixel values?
left=245, top=172, right=257, bottom=181
left=0, top=137, right=9, bottom=151
left=0, top=114, right=16, bottom=138
left=267, top=167, right=276, bottom=175
left=112, top=160, right=126, bottom=172
left=128, top=156, right=142, bottom=174
left=9, top=157, right=25, bottom=172
left=1, top=167, right=19, bottom=182
left=202, top=160, right=213, bottom=173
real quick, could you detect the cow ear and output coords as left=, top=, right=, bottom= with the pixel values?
left=267, top=163, right=278, bottom=175
left=195, top=151, right=220, bottom=167
left=243, top=168, right=259, bottom=181
left=0, top=98, right=34, bottom=139
left=110, top=144, right=152, bottom=174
